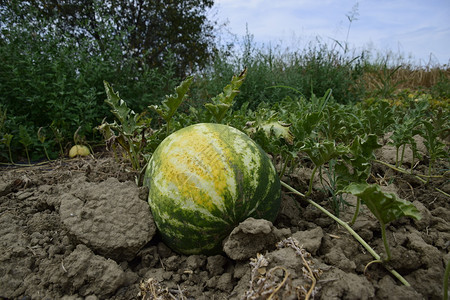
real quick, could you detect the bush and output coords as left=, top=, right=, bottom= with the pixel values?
left=0, top=18, right=178, bottom=162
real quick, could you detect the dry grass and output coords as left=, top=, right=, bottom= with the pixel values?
left=139, top=278, right=188, bottom=300
left=362, top=66, right=450, bottom=93
left=243, top=237, right=323, bottom=300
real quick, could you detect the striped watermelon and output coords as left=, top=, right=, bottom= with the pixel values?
left=144, top=123, right=281, bottom=255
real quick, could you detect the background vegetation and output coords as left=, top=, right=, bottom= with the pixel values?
left=0, top=0, right=449, bottom=163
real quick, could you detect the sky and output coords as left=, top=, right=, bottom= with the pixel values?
left=211, top=0, right=450, bottom=66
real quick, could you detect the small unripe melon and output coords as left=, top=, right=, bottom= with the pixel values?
left=69, top=145, right=90, bottom=158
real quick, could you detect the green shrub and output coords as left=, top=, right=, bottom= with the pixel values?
left=0, top=13, right=178, bottom=162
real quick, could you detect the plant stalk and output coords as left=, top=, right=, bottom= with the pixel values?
left=42, top=145, right=51, bottom=161
left=395, top=146, right=400, bottom=167
left=380, top=221, right=391, bottom=261
left=7, top=145, right=14, bottom=164
left=350, top=197, right=361, bottom=226
left=24, top=146, right=31, bottom=165
left=306, top=165, right=319, bottom=197
left=280, top=180, right=411, bottom=286
left=279, top=154, right=291, bottom=178
left=399, top=144, right=406, bottom=167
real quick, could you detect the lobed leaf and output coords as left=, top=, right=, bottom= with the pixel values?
left=19, top=125, right=33, bottom=147
left=246, top=120, right=294, bottom=145
left=205, top=68, right=247, bottom=123
left=301, top=139, right=349, bottom=167
left=343, top=182, right=421, bottom=224
left=149, top=76, right=193, bottom=122
left=103, top=81, right=134, bottom=126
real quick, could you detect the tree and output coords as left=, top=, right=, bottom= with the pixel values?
left=1, top=0, right=217, bottom=77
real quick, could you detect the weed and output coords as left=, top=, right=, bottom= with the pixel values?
left=18, top=125, right=33, bottom=164
left=99, top=81, right=154, bottom=173
left=149, top=76, right=194, bottom=135
left=420, top=119, right=447, bottom=178
left=343, top=183, right=421, bottom=261
left=1, top=133, right=14, bottom=164
left=37, top=127, right=51, bottom=161
left=205, top=68, right=247, bottom=123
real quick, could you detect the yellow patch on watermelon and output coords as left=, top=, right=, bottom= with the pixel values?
left=153, top=124, right=241, bottom=213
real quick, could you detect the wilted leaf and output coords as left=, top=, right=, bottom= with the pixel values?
left=247, top=120, right=294, bottom=145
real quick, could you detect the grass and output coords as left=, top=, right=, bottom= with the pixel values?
left=191, top=36, right=449, bottom=112
left=361, top=63, right=450, bottom=97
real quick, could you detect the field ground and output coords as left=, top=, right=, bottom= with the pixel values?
left=0, top=143, right=449, bottom=299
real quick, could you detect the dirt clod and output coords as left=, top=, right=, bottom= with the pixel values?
left=223, top=217, right=290, bottom=260
left=59, top=177, right=156, bottom=261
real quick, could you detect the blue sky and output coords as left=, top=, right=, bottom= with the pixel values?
left=212, top=0, right=450, bottom=66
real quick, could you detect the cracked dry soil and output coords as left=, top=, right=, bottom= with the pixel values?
left=0, top=150, right=448, bottom=299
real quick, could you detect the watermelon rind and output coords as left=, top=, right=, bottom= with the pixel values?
left=144, top=123, right=281, bottom=255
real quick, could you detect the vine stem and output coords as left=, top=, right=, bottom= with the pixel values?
left=280, top=180, right=411, bottom=286
left=374, top=159, right=450, bottom=198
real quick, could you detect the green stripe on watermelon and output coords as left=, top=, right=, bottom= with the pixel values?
left=144, top=123, right=281, bottom=255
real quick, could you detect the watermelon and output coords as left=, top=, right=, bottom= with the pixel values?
left=144, top=123, right=281, bottom=255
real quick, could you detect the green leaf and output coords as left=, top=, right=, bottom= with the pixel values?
left=365, top=100, right=395, bottom=135
left=421, top=119, right=446, bottom=159
left=301, top=139, right=349, bottom=167
left=104, top=81, right=151, bottom=137
left=350, top=134, right=381, bottom=158
left=333, top=134, right=381, bottom=190
left=389, top=117, right=420, bottom=149
left=259, top=121, right=294, bottom=145
left=343, top=182, right=421, bottom=224
left=102, top=81, right=152, bottom=171
left=2, top=133, right=13, bottom=147
left=205, top=68, right=247, bottom=123
left=212, top=68, right=247, bottom=105
left=149, top=76, right=193, bottom=123
left=204, top=102, right=230, bottom=123
left=104, top=81, right=133, bottom=126
left=290, top=110, right=323, bottom=143
left=303, top=112, right=324, bottom=136
left=19, top=125, right=33, bottom=147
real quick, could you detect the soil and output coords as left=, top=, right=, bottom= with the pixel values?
left=0, top=144, right=448, bottom=300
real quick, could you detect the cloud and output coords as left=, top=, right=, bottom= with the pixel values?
left=213, top=0, right=450, bottom=64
